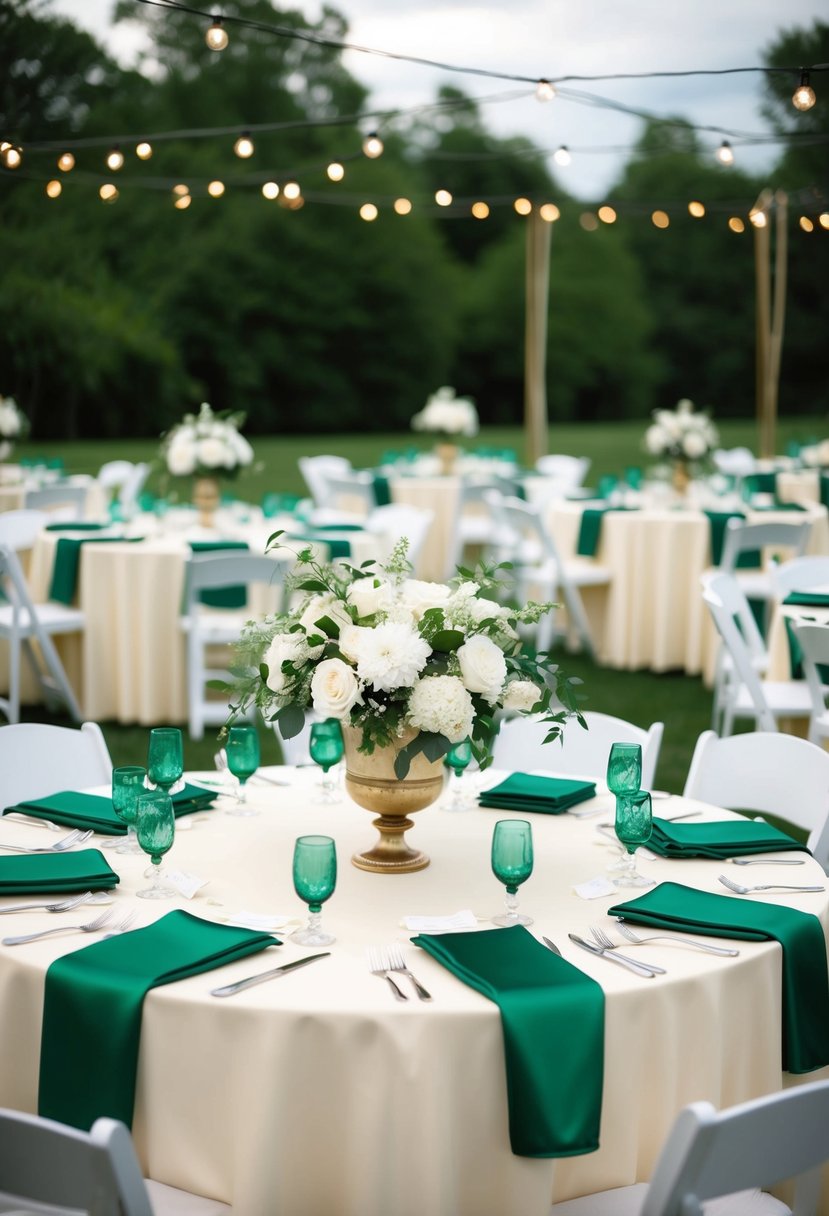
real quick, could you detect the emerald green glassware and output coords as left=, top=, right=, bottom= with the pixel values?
left=291, top=835, right=337, bottom=946
left=111, top=765, right=146, bottom=856
left=444, top=738, right=473, bottom=811
left=225, top=726, right=261, bottom=816
left=310, top=721, right=344, bottom=804
left=606, top=742, right=642, bottom=796
left=147, top=727, right=183, bottom=794
left=613, top=791, right=654, bottom=888
left=491, top=819, right=534, bottom=927
left=135, top=789, right=176, bottom=899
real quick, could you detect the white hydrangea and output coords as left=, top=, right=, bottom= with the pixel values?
left=163, top=402, right=253, bottom=478
left=0, top=397, right=24, bottom=438
left=410, top=387, right=479, bottom=438
left=644, top=399, right=718, bottom=462
left=407, top=675, right=475, bottom=743
left=356, top=621, right=430, bottom=692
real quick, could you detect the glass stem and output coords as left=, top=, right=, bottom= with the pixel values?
left=307, top=906, right=322, bottom=934
left=622, top=848, right=639, bottom=878
left=503, top=887, right=520, bottom=921
left=237, top=779, right=247, bottom=805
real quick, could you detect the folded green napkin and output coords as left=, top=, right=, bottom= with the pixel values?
left=48, top=536, right=142, bottom=605
left=479, top=773, right=596, bottom=815
left=371, top=473, right=392, bottom=507
left=292, top=533, right=353, bottom=559
left=38, top=911, right=278, bottom=1130
left=783, top=591, right=829, bottom=607
left=647, top=817, right=805, bottom=860
left=576, top=506, right=636, bottom=557
left=188, top=539, right=249, bottom=609
left=742, top=472, right=778, bottom=497
left=44, top=522, right=109, bottom=533
left=413, top=925, right=603, bottom=1157
left=4, top=783, right=216, bottom=836
left=608, top=882, right=829, bottom=1073
left=0, top=849, right=119, bottom=894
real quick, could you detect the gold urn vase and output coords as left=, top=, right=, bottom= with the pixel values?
left=672, top=459, right=691, bottom=497
left=193, top=475, right=221, bottom=528
left=343, top=725, right=445, bottom=874
left=435, top=441, right=459, bottom=476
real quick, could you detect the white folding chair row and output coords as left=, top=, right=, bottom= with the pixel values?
left=321, top=471, right=378, bottom=517
left=534, top=453, right=591, bottom=489
left=298, top=454, right=353, bottom=509
left=719, top=518, right=812, bottom=631
left=98, top=459, right=150, bottom=516
left=792, top=623, right=829, bottom=748
left=492, top=710, right=663, bottom=789
left=364, top=502, right=434, bottom=569
left=711, top=446, right=757, bottom=477
left=443, top=477, right=507, bottom=578
left=23, top=484, right=88, bottom=521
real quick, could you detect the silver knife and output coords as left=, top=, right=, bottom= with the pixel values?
left=210, top=952, right=330, bottom=997
left=567, top=933, right=662, bottom=979
left=541, top=936, right=562, bottom=956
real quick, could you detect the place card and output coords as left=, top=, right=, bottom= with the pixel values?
left=166, top=869, right=210, bottom=899
left=403, top=909, right=478, bottom=932
left=573, top=875, right=618, bottom=900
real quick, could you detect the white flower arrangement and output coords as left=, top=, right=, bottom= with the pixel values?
left=644, top=398, right=718, bottom=463
left=411, top=386, right=479, bottom=439
left=0, top=395, right=28, bottom=461
left=161, top=402, right=254, bottom=480
left=227, top=538, right=581, bottom=778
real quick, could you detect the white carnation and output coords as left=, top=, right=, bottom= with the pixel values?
left=456, top=633, right=507, bottom=704
left=407, top=675, right=474, bottom=743
left=311, top=658, right=361, bottom=719
left=502, top=679, right=542, bottom=712
left=347, top=578, right=394, bottom=619
left=356, top=621, right=430, bottom=692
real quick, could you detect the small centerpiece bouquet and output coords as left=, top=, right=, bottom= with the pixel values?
left=160, top=402, right=254, bottom=480
left=0, top=395, right=29, bottom=461
left=227, top=537, right=581, bottom=779
left=644, top=398, right=719, bottom=464
left=411, top=386, right=479, bottom=439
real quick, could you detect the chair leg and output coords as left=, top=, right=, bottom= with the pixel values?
left=26, top=632, right=82, bottom=722
left=559, top=581, right=596, bottom=660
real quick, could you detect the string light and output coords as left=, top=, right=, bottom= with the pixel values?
left=234, top=133, right=254, bottom=158
left=99, top=183, right=118, bottom=203
left=326, top=162, right=344, bottom=181
left=135, top=141, right=153, bottom=160
left=435, top=189, right=452, bottom=206
left=820, top=212, right=829, bottom=230
left=651, top=210, right=670, bottom=228
left=360, top=202, right=378, bottom=221
left=57, top=152, right=75, bottom=172
left=553, top=146, right=571, bottom=167
left=716, top=140, right=734, bottom=165
left=362, top=132, right=384, bottom=159
left=2, top=145, right=22, bottom=169
left=688, top=200, right=705, bottom=218
left=261, top=181, right=279, bottom=199
left=513, top=197, right=532, bottom=215
left=471, top=201, right=490, bottom=219
left=106, top=146, right=124, bottom=171
left=172, top=184, right=189, bottom=197
left=579, top=212, right=598, bottom=231
left=728, top=216, right=745, bottom=233
left=539, top=203, right=559, bottom=222
left=45, top=180, right=62, bottom=199
left=174, top=193, right=192, bottom=210
left=283, top=181, right=300, bottom=200
left=799, top=215, right=814, bottom=232
left=284, top=194, right=304, bottom=210
left=598, top=205, right=616, bottom=224
left=792, top=71, right=816, bottom=112
left=205, top=16, right=229, bottom=51
left=207, top=180, right=225, bottom=197
left=535, top=79, right=555, bottom=102
left=749, top=208, right=767, bottom=228
left=393, top=198, right=412, bottom=215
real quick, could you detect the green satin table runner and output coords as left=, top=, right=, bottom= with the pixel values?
left=576, top=506, right=636, bottom=558
left=48, top=536, right=142, bottom=605
left=479, top=772, right=596, bottom=814
left=187, top=539, right=249, bottom=609
left=4, top=784, right=216, bottom=835
left=0, top=849, right=119, bottom=894
left=44, top=522, right=109, bottom=533
left=371, top=473, right=392, bottom=506
left=783, top=591, right=829, bottom=607
left=647, top=817, right=805, bottom=859
left=39, top=911, right=279, bottom=1130
left=609, top=882, right=829, bottom=1073
left=412, top=925, right=604, bottom=1158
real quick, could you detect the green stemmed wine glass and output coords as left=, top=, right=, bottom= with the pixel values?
left=491, top=819, right=534, bottom=927
left=444, top=738, right=473, bottom=811
left=225, top=726, right=261, bottom=816
left=291, top=835, right=337, bottom=946
left=135, top=789, right=176, bottom=899
left=606, top=742, right=643, bottom=873
left=613, top=791, right=654, bottom=888
left=111, top=765, right=146, bottom=855
left=309, top=720, right=344, bottom=804
left=147, top=727, right=184, bottom=795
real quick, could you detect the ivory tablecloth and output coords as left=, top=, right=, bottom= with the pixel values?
left=0, top=774, right=825, bottom=1214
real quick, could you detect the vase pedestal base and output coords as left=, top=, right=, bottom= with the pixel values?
left=352, top=814, right=430, bottom=874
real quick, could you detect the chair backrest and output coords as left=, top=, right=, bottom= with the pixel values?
left=0, top=509, right=48, bottom=551
left=322, top=473, right=376, bottom=515
left=642, top=1080, right=829, bottom=1216
left=534, top=454, right=591, bottom=488
left=23, top=485, right=88, bottom=520
left=119, top=462, right=150, bottom=514
left=792, top=623, right=829, bottom=741
left=96, top=460, right=135, bottom=491
left=770, top=556, right=829, bottom=600
left=0, top=1108, right=153, bottom=1216
left=492, top=710, right=663, bottom=789
left=701, top=571, right=775, bottom=730
left=712, top=446, right=756, bottom=477
left=682, top=728, right=829, bottom=865
left=183, top=552, right=285, bottom=610
left=0, top=722, right=112, bottom=811
left=365, top=503, right=434, bottom=567
left=720, top=518, right=812, bottom=573
left=298, top=456, right=353, bottom=508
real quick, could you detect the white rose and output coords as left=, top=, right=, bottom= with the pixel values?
left=682, top=430, right=707, bottom=459
left=167, top=434, right=197, bottom=476
left=197, top=436, right=227, bottom=469
left=400, top=579, right=451, bottom=620
left=263, top=633, right=308, bottom=695
left=644, top=424, right=666, bottom=455
left=299, top=594, right=350, bottom=637
left=501, top=680, right=542, bottom=713
left=456, top=634, right=507, bottom=704
left=339, top=623, right=369, bottom=663
left=311, top=658, right=361, bottom=719
left=347, top=578, right=394, bottom=619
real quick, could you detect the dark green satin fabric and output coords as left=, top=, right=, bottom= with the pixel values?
left=39, top=910, right=278, bottom=1129
left=647, top=817, right=805, bottom=859
left=412, top=925, right=604, bottom=1157
left=48, top=536, right=141, bottom=605
left=576, top=506, right=636, bottom=557
left=188, top=539, right=250, bottom=609
left=5, top=783, right=216, bottom=835
left=609, top=882, right=829, bottom=1073
left=479, top=772, right=596, bottom=814
left=0, top=849, right=119, bottom=894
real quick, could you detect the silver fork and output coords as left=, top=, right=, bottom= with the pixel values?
left=0, top=828, right=93, bottom=854
left=0, top=891, right=109, bottom=916
left=727, top=856, right=806, bottom=866
left=366, top=946, right=408, bottom=1001
left=590, top=925, right=667, bottom=974
left=718, top=874, right=825, bottom=895
left=2, top=813, right=65, bottom=833
left=616, top=922, right=739, bottom=956
left=385, top=943, right=432, bottom=1001
left=101, top=910, right=138, bottom=937
left=2, top=907, right=117, bottom=946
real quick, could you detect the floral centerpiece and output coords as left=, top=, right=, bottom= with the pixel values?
left=644, top=398, right=718, bottom=494
left=411, top=386, right=478, bottom=474
left=0, top=395, right=29, bottom=462
left=160, top=402, right=254, bottom=525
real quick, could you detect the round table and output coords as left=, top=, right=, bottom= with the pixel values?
left=0, top=772, right=826, bottom=1215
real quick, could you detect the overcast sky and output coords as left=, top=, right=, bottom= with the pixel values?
left=49, top=0, right=825, bottom=199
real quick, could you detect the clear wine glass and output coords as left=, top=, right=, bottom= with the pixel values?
left=613, top=791, right=654, bottom=888
left=225, top=725, right=261, bottom=816
left=147, top=727, right=184, bottom=795
left=135, top=789, right=176, bottom=899
left=309, top=721, right=344, bottom=804
left=491, top=819, right=534, bottom=927
left=291, top=835, right=337, bottom=946
left=111, top=765, right=146, bottom=855
left=443, top=738, right=473, bottom=810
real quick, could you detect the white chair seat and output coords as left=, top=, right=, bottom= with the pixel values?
left=0, top=603, right=85, bottom=633
left=734, top=571, right=774, bottom=601
left=550, top=1185, right=787, bottom=1215
left=179, top=610, right=251, bottom=644
left=144, top=1180, right=231, bottom=1215
left=732, top=681, right=812, bottom=716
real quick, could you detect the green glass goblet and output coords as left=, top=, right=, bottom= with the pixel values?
left=613, top=791, right=654, bottom=888
left=111, top=765, right=147, bottom=855
left=309, top=721, right=344, bottom=804
left=225, top=726, right=261, bottom=817
left=291, top=835, right=337, bottom=946
left=443, top=737, right=473, bottom=811
left=491, top=819, right=534, bottom=927
left=147, top=727, right=183, bottom=795
left=606, top=741, right=642, bottom=797
left=135, top=789, right=176, bottom=900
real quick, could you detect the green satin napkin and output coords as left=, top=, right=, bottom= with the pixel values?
left=371, top=473, right=392, bottom=506
left=48, top=536, right=142, bottom=605
left=44, top=522, right=109, bottom=533
left=783, top=591, right=829, bottom=607
left=0, top=849, right=119, bottom=894
left=608, top=882, right=829, bottom=1073
left=647, top=818, right=805, bottom=860
left=293, top=533, right=353, bottom=559
left=576, top=506, right=636, bottom=557
left=38, top=911, right=278, bottom=1129
left=412, top=925, right=604, bottom=1157
left=4, top=784, right=216, bottom=835
left=188, top=540, right=249, bottom=609
left=479, top=773, right=596, bottom=814
left=742, top=472, right=778, bottom=497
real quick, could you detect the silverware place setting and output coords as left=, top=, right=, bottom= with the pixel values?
left=566, top=931, right=662, bottom=978
left=613, top=922, right=739, bottom=956
left=0, top=828, right=93, bottom=854
left=726, top=856, right=806, bottom=866
left=2, top=907, right=136, bottom=946
left=0, top=891, right=111, bottom=916
left=718, top=874, right=825, bottom=895
left=210, top=951, right=330, bottom=997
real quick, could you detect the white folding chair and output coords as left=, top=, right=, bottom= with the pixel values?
left=180, top=552, right=285, bottom=740
left=0, top=721, right=112, bottom=809
left=322, top=472, right=377, bottom=517
left=23, top=485, right=88, bottom=521
left=792, top=623, right=829, bottom=748
left=719, top=519, right=812, bottom=629
left=683, top=729, right=829, bottom=870
left=443, top=477, right=503, bottom=578
left=492, top=710, right=663, bottom=789
left=0, top=544, right=84, bottom=724
left=712, top=446, right=757, bottom=478
left=298, top=455, right=353, bottom=509
left=551, top=1079, right=829, bottom=1216
left=0, top=510, right=48, bottom=551
left=702, top=571, right=811, bottom=735
left=365, top=502, right=434, bottom=569
left=534, top=454, right=591, bottom=489
left=0, top=1107, right=230, bottom=1215
left=770, top=555, right=829, bottom=601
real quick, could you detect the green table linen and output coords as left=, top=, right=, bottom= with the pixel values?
left=608, top=882, right=829, bottom=1073
left=783, top=591, right=829, bottom=608
left=412, top=925, right=604, bottom=1157
left=576, top=506, right=636, bottom=558
left=0, top=849, right=119, bottom=894
left=291, top=532, right=354, bottom=559
left=44, top=522, right=109, bottom=533
left=188, top=539, right=249, bottom=609
left=647, top=817, right=806, bottom=859
left=38, top=911, right=278, bottom=1130
left=48, top=536, right=142, bottom=605
left=479, top=773, right=596, bottom=815
left=371, top=473, right=392, bottom=506
left=4, top=784, right=216, bottom=835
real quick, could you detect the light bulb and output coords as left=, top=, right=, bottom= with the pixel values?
left=261, top=181, right=279, bottom=200
left=359, top=202, right=378, bottom=221
left=362, top=132, right=384, bottom=159
left=819, top=212, right=829, bottom=230
left=174, top=194, right=192, bottom=210
left=579, top=212, right=599, bottom=231
left=539, top=203, right=559, bottom=223
left=326, top=162, right=344, bottom=182
left=513, top=197, right=532, bottom=215
left=651, top=210, right=670, bottom=229
left=688, top=200, right=705, bottom=218
left=234, top=133, right=254, bottom=159
left=792, top=71, right=816, bottom=112
left=135, top=141, right=153, bottom=160
left=749, top=209, right=767, bottom=228
left=471, top=201, right=490, bottom=219
left=57, top=151, right=75, bottom=172
left=206, top=16, right=228, bottom=51
left=536, top=79, right=555, bottom=102
left=283, top=181, right=300, bottom=200
left=799, top=216, right=815, bottom=232
left=45, top=180, right=62, bottom=199
left=106, top=146, right=124, bottom=171
left=716, top=140, right=734, bottom=166
left=173, top=184, right=189, bottom=197
left=207, top=180, right=225, bottom=197
left=598, top=205, right=616, bottom=224
left=728, top=216, right=745, bottom=233
left=394, top=198, right=412, bottom=215
left=99, top=183, right=118, bottom=203
left=3, top=146, right=22, bottom=169
left=435, top=189, right=452, bottom=207
left=553, top=145, right=571, bottom=167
